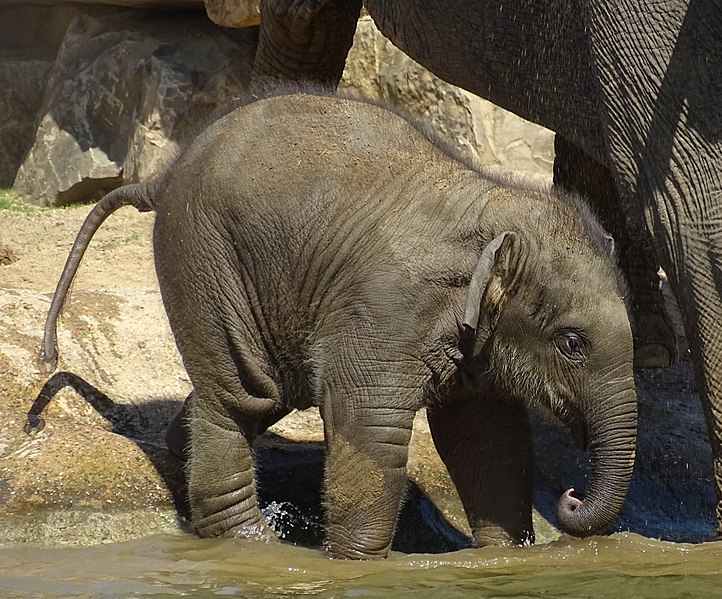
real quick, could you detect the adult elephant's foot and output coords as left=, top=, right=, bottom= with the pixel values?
left=632, top=308, right=678, bottom=368
left=551, top=134, right=678, bottom=369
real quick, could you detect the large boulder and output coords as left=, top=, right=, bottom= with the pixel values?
left=0, top=4, right=88, bottom=187
left=11, top=8, right=258, bottom=206
left=204, top=0, right=259, bottom=27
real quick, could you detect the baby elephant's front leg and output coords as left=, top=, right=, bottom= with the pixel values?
left=428, top=394, right=534, bottom=547
left=187, top=413, right=275, bottom=541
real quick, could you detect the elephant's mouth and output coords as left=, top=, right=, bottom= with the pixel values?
left=547, top=400, right=587, bottom=452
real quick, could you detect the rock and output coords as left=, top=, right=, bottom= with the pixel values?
left=0, top=245, right=17, bottom=266
left=0, top=294, right=188, bottom=544
left=0, top=57, right=49, bottom=188
left=11, top=8, right=258, bottom=206
left=0, top=4, right=85, bottom=187
left=204, top=0, right=259, bottom=28
left=0, top=204, right=186, bottom=544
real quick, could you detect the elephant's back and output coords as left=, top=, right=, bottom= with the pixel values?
left=156, top=89, right=472, bottom=283
left=206, top=90, right=443, bottom=172
left=191, top=91, right=456, bottom=218
left=154, top=91, right=453, bottom=340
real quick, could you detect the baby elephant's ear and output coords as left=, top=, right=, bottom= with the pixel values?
left=462, top=231, right=522, bottom=357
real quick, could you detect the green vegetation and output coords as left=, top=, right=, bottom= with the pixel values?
left=0, top=188, right=39, bottom=214
left=0, top=189, right=86, bottom=213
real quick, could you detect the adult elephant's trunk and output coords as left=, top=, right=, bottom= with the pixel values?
left=555, top=384, right=637, bottom=537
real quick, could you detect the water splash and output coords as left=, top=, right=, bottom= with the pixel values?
left=261, top=500, right=324, bottom=544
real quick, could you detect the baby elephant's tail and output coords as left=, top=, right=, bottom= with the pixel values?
left=39, top=182, right=155, bottom=373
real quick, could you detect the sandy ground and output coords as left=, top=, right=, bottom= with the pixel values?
left=0, top=202, right=717, bottom=548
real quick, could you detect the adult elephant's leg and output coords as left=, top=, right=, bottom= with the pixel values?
left=582, top=0, right=722, bottom=532
left=553, top=134, right=677, bottom=368
left=252, top=0, right=363, bottom=87
left=427, top=393, right=534, bottom=547
left=648, top=206, right=722, bottom=534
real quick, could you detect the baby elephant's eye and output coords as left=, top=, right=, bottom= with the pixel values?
left=555, top=330, right=588, bottom=363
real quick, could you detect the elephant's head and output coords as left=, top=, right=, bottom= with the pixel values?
left=462, top=224, right=636, bottom=538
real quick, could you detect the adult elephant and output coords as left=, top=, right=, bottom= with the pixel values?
left=250, top=0, right=722, bottom=535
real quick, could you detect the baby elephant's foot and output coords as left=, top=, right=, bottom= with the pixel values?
left=194, top=504, right=277, bottom=542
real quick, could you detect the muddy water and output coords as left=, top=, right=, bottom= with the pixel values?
left=2, top=532, right=720, bottom=598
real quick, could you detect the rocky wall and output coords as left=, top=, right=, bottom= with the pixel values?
left=5, top=5, right=257, bottom=205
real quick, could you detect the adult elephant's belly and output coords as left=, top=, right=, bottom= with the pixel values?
left=365, top=0, right=608, bottom=162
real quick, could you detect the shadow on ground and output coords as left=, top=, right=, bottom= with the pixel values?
left=25, top=371, right=472, bottom=553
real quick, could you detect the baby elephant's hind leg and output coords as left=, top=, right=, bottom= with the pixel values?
left=185, top=393, right=276, bottom=540
left=173, top=327, right=280, bottom=540
left=166, top=391, right=290, bottom=462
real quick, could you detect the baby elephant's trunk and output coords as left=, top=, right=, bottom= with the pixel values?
left=555, top=383, right=637, bottom=537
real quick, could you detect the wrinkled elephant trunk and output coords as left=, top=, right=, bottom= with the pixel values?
left=555, top=386, right=637, bottom=537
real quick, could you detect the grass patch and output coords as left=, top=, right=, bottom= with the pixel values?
left=0, top=189, right=83, bottom=213
left=0, top=189, right=40, bottom=214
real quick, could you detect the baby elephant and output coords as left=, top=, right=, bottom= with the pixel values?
left=41, top=88, right=637, bottom=559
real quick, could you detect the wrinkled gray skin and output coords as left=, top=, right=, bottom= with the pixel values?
left=41, top=90, right=637, bottom=558
left=251, top=0, right=722, bottom=535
